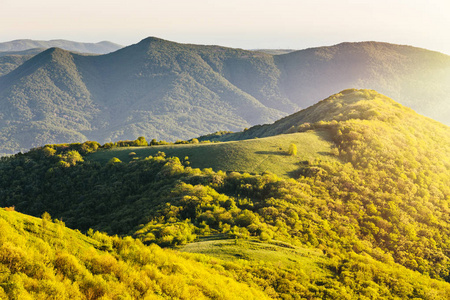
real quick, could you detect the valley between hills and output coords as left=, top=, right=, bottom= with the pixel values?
left=1, top=87, right=450, bottom=299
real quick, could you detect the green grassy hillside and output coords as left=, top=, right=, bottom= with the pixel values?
left=181, top=236, right=328, bottom=271
left=205, top=88, right=449, bottom=141
left=89, top=130, right=339, bottom=177
left=2, top=89, right=450, bottom=298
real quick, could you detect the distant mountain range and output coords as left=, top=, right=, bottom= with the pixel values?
left=0, top=37, right=449, bottom=155
left=253, top=49, right=296, bottom=55
left=0, top=39, right=123, bottom=54
left=0, top=39, right=123, bottom=77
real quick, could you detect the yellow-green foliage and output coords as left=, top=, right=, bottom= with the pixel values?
left=3, top=89, right=450, bottom=298
left=288, top=143, right=297, bottom=156
left=285, top=90, right=450, bottom=277
left=1, top=208, right=450, bottom=299
left=0, top=209, right=270, bottom=299
left=107, top=157, right=122, bottom=165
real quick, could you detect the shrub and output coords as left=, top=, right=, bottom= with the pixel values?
left=55, top=252, right=85, bottom=280
left=107, top=157, right=122, bottom=165
left=0, top=242, right=27, bottom=273
left=42, top=146, right=56, bottom=157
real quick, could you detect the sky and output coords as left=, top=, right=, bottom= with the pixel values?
left=1, top=0, right=450, bottom=54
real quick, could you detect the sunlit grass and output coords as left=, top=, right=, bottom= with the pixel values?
left=180, top=236, right=329, bottom=277
left=89, top=131, right=339, bottom=177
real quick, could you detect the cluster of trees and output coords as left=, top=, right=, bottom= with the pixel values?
left=101, top=136, right=205, bottom=149
left=105, top=136, right=148, bottom=148
left=18, top=136, right=208, bottom=169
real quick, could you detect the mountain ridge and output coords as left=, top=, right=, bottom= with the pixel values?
left=0, top=39, right=290, bottom=154
left=275, top=40, right=450, bottom=120
left=0, top=37, right=449, bottom=155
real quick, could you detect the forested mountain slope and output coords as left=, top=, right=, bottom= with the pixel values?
left=1, top=38, right=449, bottom=156
left=0, top=48, right=97, bottom=154
left=0, top=49, right=43, bottom=77
left=0, top=37, right=290, bottom=155
left=1, top=90, right=450, bottom=298
left=0, top=49, right=45, bottom=58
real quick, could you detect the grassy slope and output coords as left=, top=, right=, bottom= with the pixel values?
left=206, top=88, right=449, bottom=142
left=89, top=131, right=339, bottom=177
left=181, top=236, right=328, bottom=275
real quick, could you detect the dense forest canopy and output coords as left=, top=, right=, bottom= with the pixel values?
left=1, top=89, right=450, bottom=298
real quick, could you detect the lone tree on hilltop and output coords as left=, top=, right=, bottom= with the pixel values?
left=288, top=143, right=297, bottom=156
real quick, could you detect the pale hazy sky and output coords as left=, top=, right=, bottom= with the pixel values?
left=1, top=0, right=450, bottom=54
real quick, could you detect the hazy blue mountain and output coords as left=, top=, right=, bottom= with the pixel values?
left=0, top=38, right=288, bottom=154
left=0, top=39, right=122, bottom=54
left=275, top=41, right=450, bottom=123
left=0, top=48, right=45, bottom=57
left=0, top=37, right=449, bottom=155
left=253, top=49, right=296, bottom=55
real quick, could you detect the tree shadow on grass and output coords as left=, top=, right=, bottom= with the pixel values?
left=317, top=151, right=334, bottom=156
left=286, top=160, right=312, bottom=178
left=254, top=151, right=288, bottom=156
